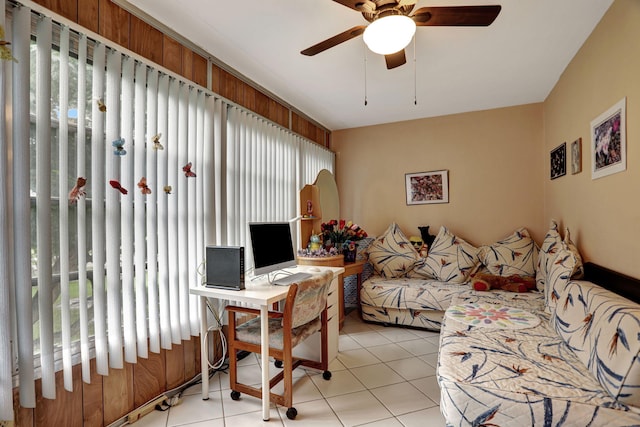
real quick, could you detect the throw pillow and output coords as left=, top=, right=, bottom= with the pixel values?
left=564, top=227, right=585, bottom=280
left=535, top=220, right=562, bottom=291
left=479, top=227, right=539, bottom=277
left=412, top=226, right=481, bottom=283
left=367, top=223, right=419, bottom=278
left=545, top=247, right=580, bottom=313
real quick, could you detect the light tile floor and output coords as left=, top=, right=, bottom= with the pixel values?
left=134, top=311, right=446, bottom=426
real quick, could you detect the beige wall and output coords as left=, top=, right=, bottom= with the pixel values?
left=543, top=0, right=640, bottom=277
left=332, top=103, right=545, bottom=246
left=333, top=0, right=640, bottom=278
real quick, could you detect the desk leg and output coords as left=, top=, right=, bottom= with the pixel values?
left=199, top=296, right=209, bottom=400
left=260, top=304, right=270, bottom=421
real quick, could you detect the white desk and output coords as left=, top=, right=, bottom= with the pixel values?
left=190, top=265, right=343, bottom=421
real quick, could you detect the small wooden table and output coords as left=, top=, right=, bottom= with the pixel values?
left=343, top=260, right=366, bottom=319
left=298, top=255, right=366, bottom=329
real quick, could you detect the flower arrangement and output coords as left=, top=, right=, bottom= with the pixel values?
left=320, top=219, right=368, bottom=251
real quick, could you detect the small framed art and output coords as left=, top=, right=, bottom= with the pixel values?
left=405, top=170, right=449, bottom=205
left=550, top=142, right=566, bottom=180
left=571, top=138, right=582, bottom=174
left=591, top=97, right=626, bottom=179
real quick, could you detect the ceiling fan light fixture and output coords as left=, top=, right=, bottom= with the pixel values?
left=363, top=15, right=416, bottom=55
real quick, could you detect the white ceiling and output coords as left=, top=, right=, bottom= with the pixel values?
left=126, top=0, right=613, bottom=131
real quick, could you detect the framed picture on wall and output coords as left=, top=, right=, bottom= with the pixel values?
left=591, top=97, right=626, bottom=179
left=405, top=170, right=449, bottom=205
left=550, top=142, right=566, bottom=180
left=571, top=138, right=582, bottom=174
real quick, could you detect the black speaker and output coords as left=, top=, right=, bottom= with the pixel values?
left=205, top=246, right=245, bottom=290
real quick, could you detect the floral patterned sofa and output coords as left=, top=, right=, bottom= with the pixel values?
left=437, top=226, right=640, bottom=426
left=359, top=221, right=640, bottom=425
left=360, top=222, right=542, bottom=330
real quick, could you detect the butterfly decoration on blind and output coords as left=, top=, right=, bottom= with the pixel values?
left=0, top=25, right=17, bottom=62
left=182, top=162, right=196, bottom=178
left=97, top=98, right=107, bottom=112
left=137, top=177, right=151, bottom=195
left=68, top=177, right=87, bottom=204
left=109, top=180, right=128, bottom=195
left=112, top=138, right=126, bottom=156
left=163, top=185, right=172, bottom=195
left=152, top=133, right=164, bottom=150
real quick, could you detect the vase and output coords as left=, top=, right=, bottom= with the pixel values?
left=344, top=248, right=356, bottom=263
left=342, top=241, right=357, bottom=263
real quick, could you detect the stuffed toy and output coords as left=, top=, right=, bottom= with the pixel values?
left=409, top=236, right=428, bottom=257
left=418, top=226, right=436, bottom=249
left=470, top=272, right=536, bottom=293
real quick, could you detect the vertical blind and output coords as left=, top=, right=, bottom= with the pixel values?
left=76, top=32, right=90, bottom=384
left=218, top=105, right=335, bottom=269
left=224, top=105, right=298, bottom=248
left=0, top=1, right=335, bottom=421
left=0, top=1, right=14, bottom=421
left=4, top=3, right=211, bottom=408
left=11, top=3, right=36, bottom=409
left=299, top=134, right=335, bottom=187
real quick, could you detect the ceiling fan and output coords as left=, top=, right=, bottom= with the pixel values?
left=301, top=1, right=501, bottom=70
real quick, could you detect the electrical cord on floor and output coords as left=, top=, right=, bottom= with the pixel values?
left=112, top=372, right=204, bottom=426
left=114, top=265, right=231, bottom=425
left=115, top=336, right=230, bottom=424
left=196, top=258, right=229, bottom=370
left=205, top=297, right=228, bottom=371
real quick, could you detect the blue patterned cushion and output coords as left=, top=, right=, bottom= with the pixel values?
left=411, top=226, right=480, bottom=283
left=479, top=228, right=539, bottom=277
left=355, top=237, right=375, bottom=261
left=367, top=223, right=419, bottom=278
left=536, top=220, right=562, bottom=291
left=552, top=280, right=640, bottom=406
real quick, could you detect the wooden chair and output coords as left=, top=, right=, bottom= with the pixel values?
left=226, top=271, right=333, bottom=420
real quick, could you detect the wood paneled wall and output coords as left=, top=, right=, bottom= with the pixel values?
left=30, top=0, right=331, bottom=147
left=210, top=65, right=330, bottom=146
left=13, top=337, right=210, bottom=426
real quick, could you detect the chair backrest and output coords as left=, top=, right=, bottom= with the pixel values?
left=290, top=271, right=332, bottom=329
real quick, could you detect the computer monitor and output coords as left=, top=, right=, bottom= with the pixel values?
left=249, top=222, right=297, bottom=276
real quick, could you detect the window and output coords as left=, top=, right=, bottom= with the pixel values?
left=9, top=9, right=211, bottom=402
left=1, top=2, right=334, bottom=417
left=28, top=35, right=95, bottom=359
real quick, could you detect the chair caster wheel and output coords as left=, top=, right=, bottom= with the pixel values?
left=230, top=390, right=241, bottom=400
left=286, top=407, right=297, bottom=420
left=322, top=370, right=332, bottom=380
left=274, top=359, right=283, bottom=368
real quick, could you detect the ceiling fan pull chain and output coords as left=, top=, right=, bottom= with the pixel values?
left=413, top=37, right=417, bottom=106
left=364, top=42, right=368, bottom=106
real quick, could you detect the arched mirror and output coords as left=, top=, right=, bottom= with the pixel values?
left=298, top=169, right=340, bottom=251
left=314, top=169, right=339, bottom=221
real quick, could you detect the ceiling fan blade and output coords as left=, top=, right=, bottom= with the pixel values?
left=413, top=5, right=501, bottom=26
left=385, top=50, right=406, bottom=70
left=301, top=25, right=366, bottom=56
left=332, top=0, right=371, bottom=12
